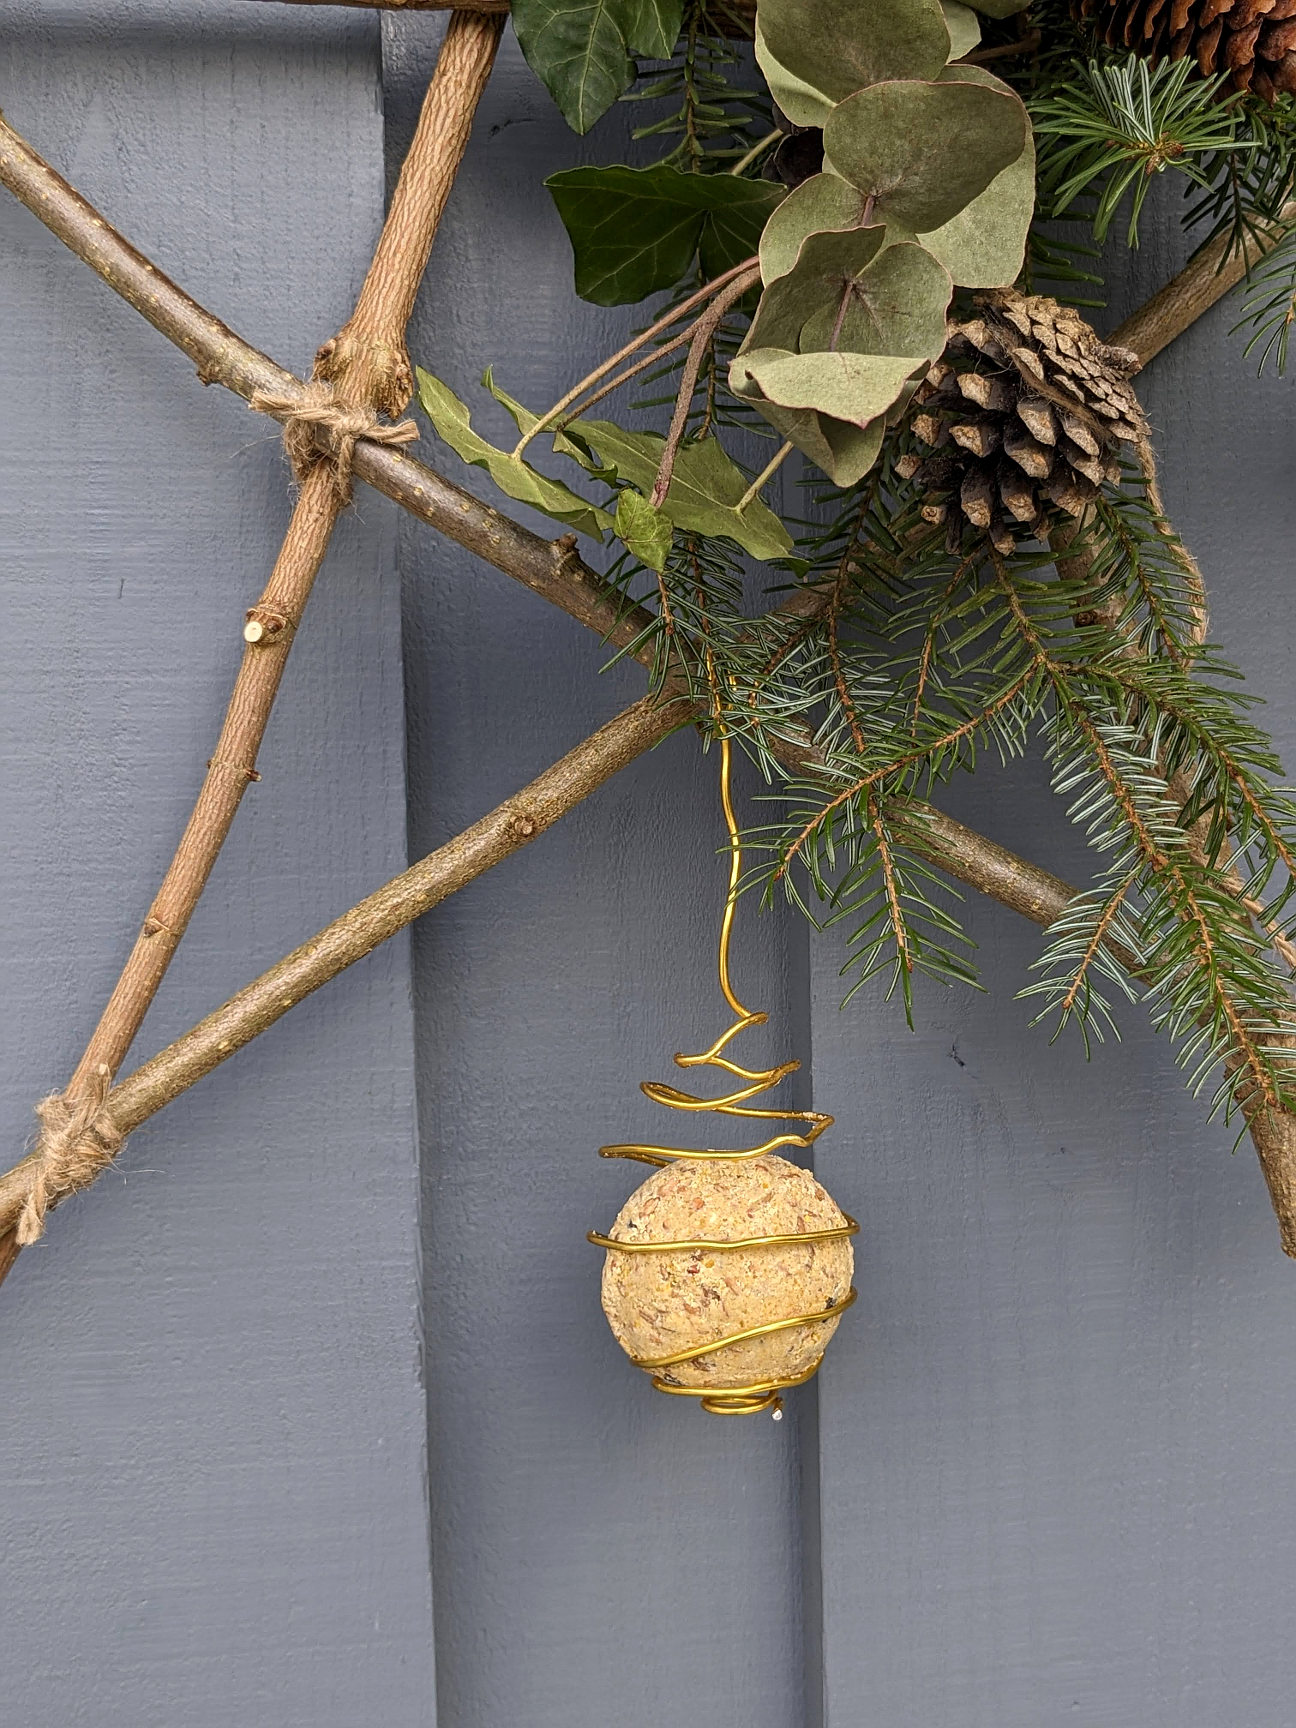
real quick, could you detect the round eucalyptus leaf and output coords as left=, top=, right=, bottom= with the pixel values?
left=918, top=132, right=1034, bottom=287
left=823, top=79, right=1028, bottom=232
left=797, top=241, right=953, bottom=363
left=732, top=347, right=923, bottom=427
left=759, top=173, right=870, bottom=285
left=758, top=0, right=950, bottom=107
left=744, top=225, right=889, bottom=354
left=941, top=1, right=982, bottom=59
left=754, top=21, right=835, bottom=130
left=732, top=395, right=887, bottom=488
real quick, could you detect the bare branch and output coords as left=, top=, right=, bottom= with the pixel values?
left=1111, top=202, right=1296, bottom=370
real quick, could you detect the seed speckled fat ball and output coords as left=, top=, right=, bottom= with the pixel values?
left=600, top=1153, right=854, bottom=1393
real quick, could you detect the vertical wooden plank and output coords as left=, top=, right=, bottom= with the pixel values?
left=387, top=19, right=814, bottom=1725
left=0, top=6, right=436, bottom=1724
left=812, top=198, right=1296, bottom=1724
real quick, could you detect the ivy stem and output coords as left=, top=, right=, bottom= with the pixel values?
left=728, top=130, right=781, bottom=176
left=510, top=257, right=759, bottom=461
left=649, top=266, right=760, bottom=507
left=737, top=440, right=794, bottom=511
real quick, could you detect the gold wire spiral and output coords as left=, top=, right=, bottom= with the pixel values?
left=590, top=730, right=858, bottom=1417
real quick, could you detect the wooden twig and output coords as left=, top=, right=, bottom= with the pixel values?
left=0, top=694, right=692, bottom=1252
left=0, top=10, right=503, bottom=1268
left=1110, top=202, right=1296, bottom=369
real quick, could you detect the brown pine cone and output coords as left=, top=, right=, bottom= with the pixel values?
left=896, top=290, right=1149, bottom=556
left=1080, top=0, right=1296, bottom=101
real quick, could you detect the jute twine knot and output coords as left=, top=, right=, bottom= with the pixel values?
left=19, top=1065, right=124, bottom=1246
left=250, top=384, right=418, bottom=502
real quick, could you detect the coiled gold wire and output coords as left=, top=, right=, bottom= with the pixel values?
left=591, top=729, right=858, bottom=1417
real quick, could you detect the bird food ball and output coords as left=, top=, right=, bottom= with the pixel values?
left=600, top=1153, right=854, bottom=1404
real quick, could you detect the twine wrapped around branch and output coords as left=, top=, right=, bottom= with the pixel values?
left=18, top=1065, right=124, bottom=1245
left=250, top=384, right=419, bottom=501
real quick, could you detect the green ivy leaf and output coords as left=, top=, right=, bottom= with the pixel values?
left=824, top=78, right=1027, bottom=231
left=546, top=164, right=782, bottom=304
left=758, top=0, right=950, bottom=106
left=512, top=0, right=633, bottom=136
left=621, top=0, right=684, bottom=57
left=615, top=488, right=674, bottom=571
left=563, top=416, right=793, bottom=560
left=415, top=367, right=616, bottom=540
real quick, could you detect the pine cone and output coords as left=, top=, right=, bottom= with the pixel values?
left=896, top=290, right=1148, bottom=555
left=1080, top=0, right=1296, bottom=101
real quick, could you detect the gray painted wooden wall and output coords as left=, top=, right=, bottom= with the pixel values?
left=2, top=7, right=1295, bottom=1725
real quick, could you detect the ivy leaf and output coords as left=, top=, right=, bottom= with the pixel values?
left=824, top=78, right=1028, bottom=231
left=414, top=367, right=615, bottom=540
left=615, top=488, right=674, bottom=571
left=512, top=0, right=635, bottom=136
left=758, top=0, right=950, bottom=106
left=621, top=0, right=684, bottom=57
left=547, top=164, right=782, bottom=304
left=563, top=416, right=793, bottom=560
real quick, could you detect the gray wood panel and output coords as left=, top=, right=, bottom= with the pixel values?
left=813, top=202, right=1296, bottom=1725
left=0, top=8, right=436, bottom=1724
left=386, top=19, right=815, bottom=1727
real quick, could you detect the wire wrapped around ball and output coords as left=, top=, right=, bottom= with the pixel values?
left=590, top=727, right=857, bottom=1418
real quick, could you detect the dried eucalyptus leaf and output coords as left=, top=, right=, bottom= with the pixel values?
left=415, top=367, right=615, bottom=540
left=745, top=225, right=889, bottom=353
left=823, top=79, right=1028, bottom=231
left=563, top=416, right=792, bottom=560
left=758, top=173, right=871, bottom=285
left=916, top=65, right=1034, bottom=287
left=759, top=0, right=950, bottom=104
left=754, top=20, right=836, bottom=129
left=796, top=241, right=953, bottom=361
left=732, top=347, right=922, bottom=426
left=615, top=488, right=674, bottom=572
left=919, top=133, right=1034, bottom=287
left=729, top=392, right=886, bottom=487
left=941, top=1, right=982, bottom=59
